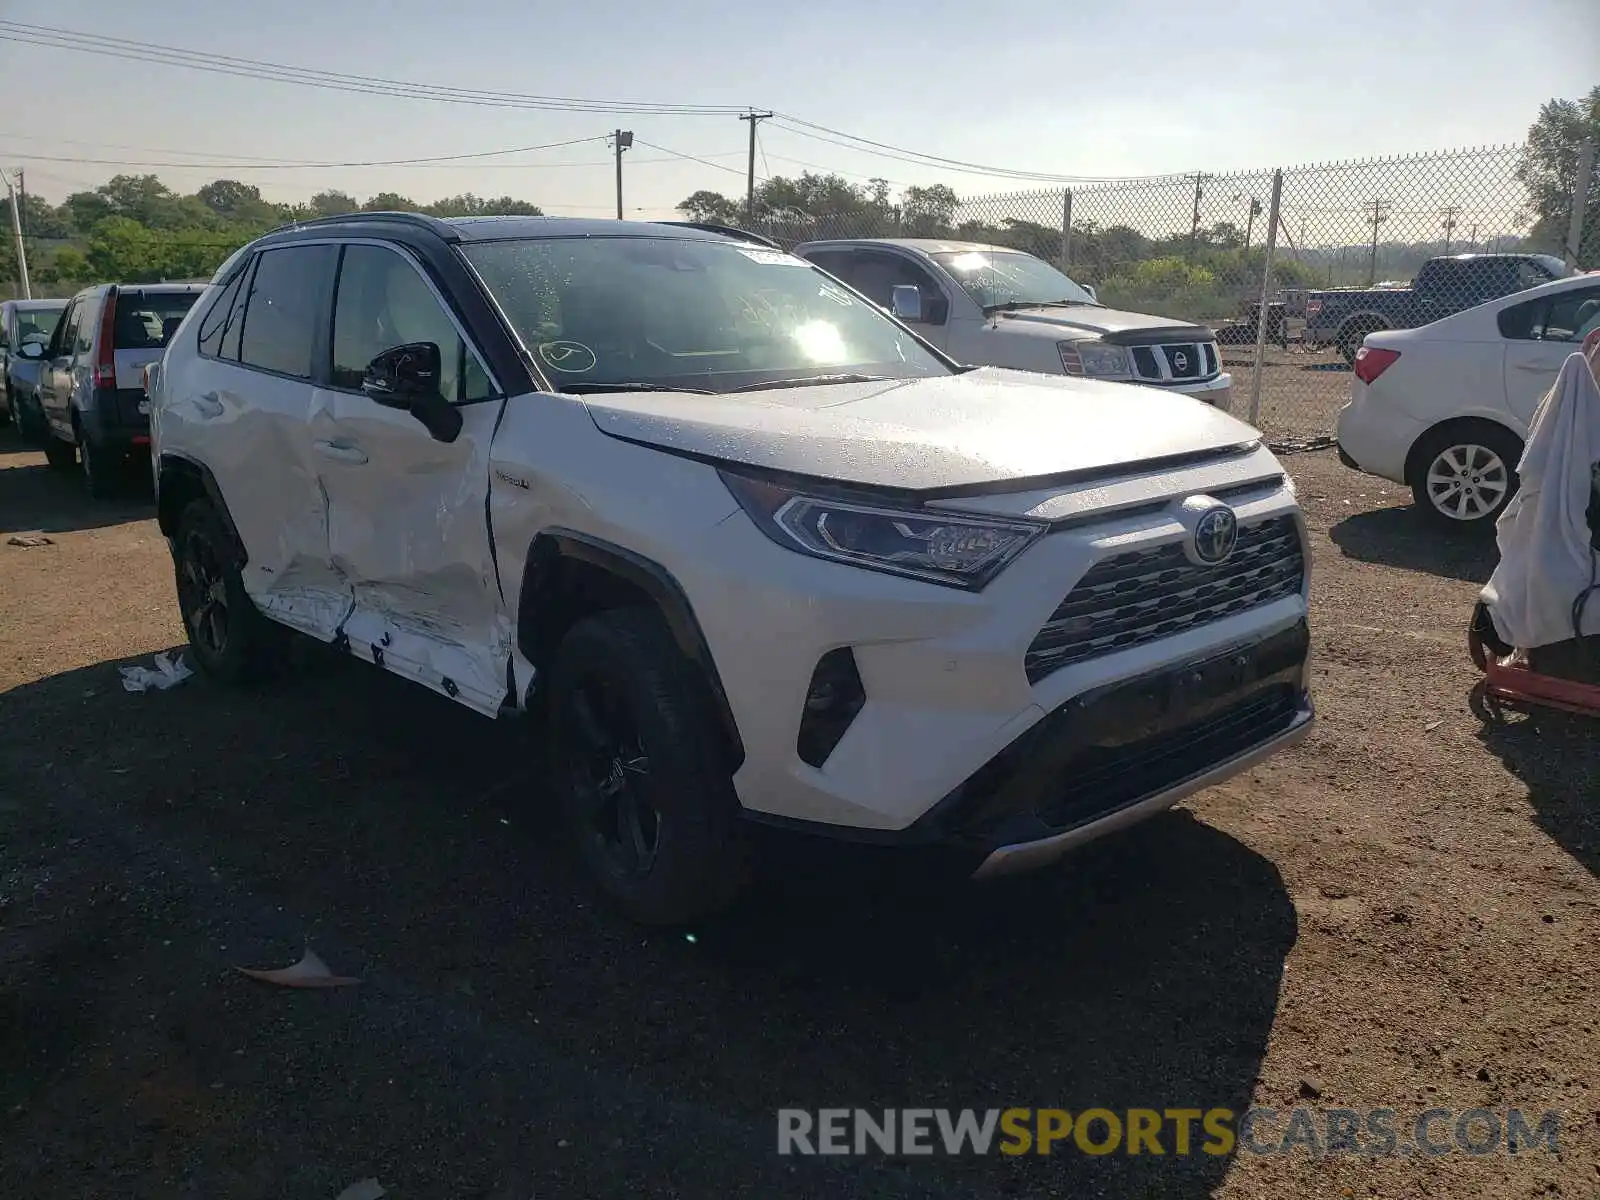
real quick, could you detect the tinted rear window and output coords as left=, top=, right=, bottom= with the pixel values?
left=113, top=292, right=200, bottom=350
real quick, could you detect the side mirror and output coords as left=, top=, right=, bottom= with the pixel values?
left=890, top=284, right=923, bottom=322
left=1082, top=284, right=1099, bottom=303
left=17, top=341, right=44, bottom=360
left=361, top=341, right=462, bottom=443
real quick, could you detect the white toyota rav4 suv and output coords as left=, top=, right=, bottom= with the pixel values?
left=149, top=213, right=1314, bottom=924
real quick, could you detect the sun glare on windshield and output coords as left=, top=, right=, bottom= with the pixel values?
left=791, top=320, right=850, bottom=363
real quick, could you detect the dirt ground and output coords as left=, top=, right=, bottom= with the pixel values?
left=2, top=429, right=1597, bottom=1200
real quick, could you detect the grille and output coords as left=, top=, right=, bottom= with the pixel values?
left=1162, top=344, right=1201, bottom=378
left=1037, top=685, right=1299, bottom=829
left=1129, top=341, right=1218, bottom=384
left=1025, top=515, right=1305, bottom=683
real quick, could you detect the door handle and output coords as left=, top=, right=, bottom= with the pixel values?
left=193, top=392, right=223, bottom=417
left=313, top=439, right=368, bottom=465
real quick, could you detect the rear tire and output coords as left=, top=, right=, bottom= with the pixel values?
left=78, top=431, right=120, bottom=499
left=548, top=607, right=749, bottom=926
left=1409, top=422, right=1522, bottom=530
left=1337, top=318, right=1387, bottom=366
left=43, top=435, right=76, bottom=472
left=172, top=498, right=282, bottom=684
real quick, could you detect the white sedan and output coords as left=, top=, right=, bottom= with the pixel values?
left=1336, top=270, right=1600, bottom=527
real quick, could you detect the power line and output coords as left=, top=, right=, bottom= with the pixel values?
left=766, top=115, right=1164, bottom=185
left=0, top=135, right=611, bottom=172
left=633, top=139, right=748, bottom=178
left=0, top=22, right=749, bottom=116
left=2, top=21, right=1163, bottom=188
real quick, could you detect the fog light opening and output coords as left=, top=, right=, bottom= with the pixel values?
left=796, top=648, right=866, bottom=768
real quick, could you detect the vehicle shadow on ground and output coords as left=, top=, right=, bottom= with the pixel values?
left=1328, top=505, right=1497, bottom=583
left=0, top=455, right=154, bottom=535
left=1, top=648, right=1297, bottom=1198
left=1473, top=698, right=1600, bottom=879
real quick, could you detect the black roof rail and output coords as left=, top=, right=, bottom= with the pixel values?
left=265, top=210, right=461, bottom=241
left=651, top=221, right=783, bottom=250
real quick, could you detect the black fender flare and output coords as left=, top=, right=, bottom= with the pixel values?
left=520, top=529, right=745, bottom=768
left=156, top=453, right=248, bottom=567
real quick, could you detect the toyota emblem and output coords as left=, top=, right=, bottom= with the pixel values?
left=1192, top=505, right=1238, bottom=565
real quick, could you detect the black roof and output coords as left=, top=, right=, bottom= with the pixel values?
left=260, top=211, right=777, bottom=247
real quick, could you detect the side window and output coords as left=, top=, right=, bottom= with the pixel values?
left=844, top=252, right=949, bottom=324
left=1517, top=260, right=1552, bottom=290
left=238, top=244, right=337, bottom=378
left=53, top=302, right=79, bottom=357
left=197, top=263, right=250, bottom=359
left=1538, top=286, right=1600, bottom=344
left=331, top=243, right=492, bottom=402
left=801, top=250, right=859, bottom=283
left=72, top=297, right=98, bottom=355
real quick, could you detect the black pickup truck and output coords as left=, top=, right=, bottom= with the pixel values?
left=1305, top=252, right=1569, bottom=363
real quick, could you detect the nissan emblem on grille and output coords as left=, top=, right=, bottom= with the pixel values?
left=1173, top=350, right=1189, bottom=372
left=1193, top=506, right=1238, bottom=565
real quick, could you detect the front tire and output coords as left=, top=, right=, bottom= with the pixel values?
left=1410, top=423, right=1522, bottom=530
left=548, top=607, right=749, bottom=926
left=172, top=498, right=282, bottom=684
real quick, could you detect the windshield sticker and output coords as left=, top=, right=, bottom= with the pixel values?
left=817, top=283, right=855, bottom=308
left=538, top=340, right=596, bottom=373
left=737, top=248, right=806, bottom=266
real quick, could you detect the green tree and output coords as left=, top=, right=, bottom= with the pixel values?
left=1517, top=84, right=1600, bottom=265
left=309, top=190, right=360, bottom=217
left=18, top=193, right=71, bottom=240
left=425, top=193, right=544, bottom=217
left=676, top=189, right=743, bottom=225
left=901, top=184, right=959, bottom=236
left=363, top=192, right=421, bottom=212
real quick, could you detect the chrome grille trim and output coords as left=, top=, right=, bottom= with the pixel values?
left=1025, top=515, right=1305, bottom=684
left=1129, top=340, right=1222, bottom=385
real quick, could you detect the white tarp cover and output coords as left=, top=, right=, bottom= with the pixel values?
left=1481, top=348, right=1600, bottom=649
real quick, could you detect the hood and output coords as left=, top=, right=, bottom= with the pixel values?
left=994, top=306, right=1216, bottom=345
left=578, top=367, right=1259, bottom=493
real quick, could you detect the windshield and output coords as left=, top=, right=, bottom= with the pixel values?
left=461, top=236, right=951, bottom=393
left=932, top=250, right=1098, bottom=310
left=13, top=304, right=65, bottom=347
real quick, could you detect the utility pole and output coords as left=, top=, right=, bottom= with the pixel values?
left=1243, top=196, right=1262, bottom=252
left=739, top=111, right=772, bottom=224
left=1187, top=172, right=1206, bottom=262
left=1468, top=222, right=1479, bottom=253
left=1440, top=205, right=1459, bottom=254
left=611, top=130, right=633, bottom=220
left=1366, top=198, right=1389, bottom=285
left=3, top=169, right=30, bottom=300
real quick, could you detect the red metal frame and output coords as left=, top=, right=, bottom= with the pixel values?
left=1469, top=626, right=1600, bottom=717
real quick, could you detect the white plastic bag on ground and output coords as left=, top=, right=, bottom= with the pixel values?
left=1480, top=351, right=1600, bottom=649
left=118, top=652, right=193, bottom=693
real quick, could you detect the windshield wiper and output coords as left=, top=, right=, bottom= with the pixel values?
left=984, top=298, right=1098, bottom=314
left=558, top=381, right=715, bottom=395
left=730, top=373, right=889, bottom=393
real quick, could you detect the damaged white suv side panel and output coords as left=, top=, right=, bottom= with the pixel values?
left=152, top=215, right=1313, bottom=926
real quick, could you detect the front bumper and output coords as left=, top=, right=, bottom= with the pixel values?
left=1149, top=372, right=1232, bottom=408
left=684, top=459, right=1310, bottom=845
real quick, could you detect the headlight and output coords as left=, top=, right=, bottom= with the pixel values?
left=720, top=471, right=1047, bottom=590
left=1058, top=338, right=1131, bottom=379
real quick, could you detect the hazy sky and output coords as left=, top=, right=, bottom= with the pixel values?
left=1, top=0, right=1596, bottom=218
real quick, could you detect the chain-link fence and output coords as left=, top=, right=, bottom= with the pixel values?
left=751, top=141, right=1598, bottom=445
